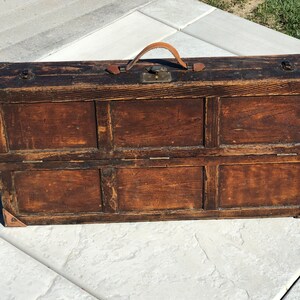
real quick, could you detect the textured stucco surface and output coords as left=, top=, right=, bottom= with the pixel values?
left=1, top=218, right=300, bottom=299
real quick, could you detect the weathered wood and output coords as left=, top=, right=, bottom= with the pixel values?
left=205, top=97, right=220, bottom=148
left=219, top=163, right=300, bottom=208
left=203, top=166, right=219, bottom=210
left=0, top=52, right=299, bottom=226
left=3, top=102, right=97, bottom=150
left=14, top=207, right=300, bottom=226
left=0, top=106, right=8, bottom=153
left=117, top=166, right=203, bottom=211
left=97, top=102, right=113, bottom=153
left=111, top=98, right=204, bottom=148
left=220, top=96, right=300, bottom=145
left=13, top=170, right=102, bottom=214
left=101, top=168, right=118, bottom=213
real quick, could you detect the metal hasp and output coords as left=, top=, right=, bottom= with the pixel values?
left=141, top=66, right=172, bottom=83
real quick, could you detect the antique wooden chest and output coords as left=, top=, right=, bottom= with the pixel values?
left=0, top=42, right=299, bottom=226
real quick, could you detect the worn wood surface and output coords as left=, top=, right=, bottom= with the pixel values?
left=117, top=167, right=203, bottom=211
left=112, top=99, right=204, bottom=148
left=0, top=54, right=299, bottom=225
left=14, top=170, right=101, bottom=214
left=219, top=163, right=300, bottom=208
left=220, top=96, right=300, bottom=145
left=3, top=102, right=97, bottom=150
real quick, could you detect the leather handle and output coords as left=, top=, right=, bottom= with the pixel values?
left=126, top=42, right=187, bottom=71
left=106, top=42, right=205, bottom=75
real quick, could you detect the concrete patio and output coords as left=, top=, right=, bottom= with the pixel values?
left=0, top=0, right=299, bottom=299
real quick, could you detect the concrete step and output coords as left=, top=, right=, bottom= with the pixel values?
left=183, top=9, right=300, bottom=55
left=0, top=0, right=152, bottom=61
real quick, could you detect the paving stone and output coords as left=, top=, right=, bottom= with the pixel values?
left=40, top=11, right=176, bottom=61
left=0, top=0, right=153, bottom=61
left=140, top=0, right=214, bottom=29
left=0, top=237, right=96, bottom=300
left=183, top=9, right=300, bottom=55
left=139, top=31, right=234, bottom=60
left=1, top=218, right=299, bottom=300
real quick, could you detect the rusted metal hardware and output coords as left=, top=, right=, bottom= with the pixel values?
left=2, top=209, right=26, bottom=227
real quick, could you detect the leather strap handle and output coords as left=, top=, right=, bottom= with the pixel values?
left=106, top=42, right=205, bottom=75
left=126, top=42, right=187, bottom=71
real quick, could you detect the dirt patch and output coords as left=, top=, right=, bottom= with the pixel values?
left=217, top=0, right=265, bottom=18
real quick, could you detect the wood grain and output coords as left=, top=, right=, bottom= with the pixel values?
left=101, top=168, right=118, bottom=212
left=14, top=170, right=101, bottom=214
left=220, top=96, right=300, bottom=145
left=0, top=106, right=8, bottom=153
left=112, top=99, right=204, bottom=148
left=117, top=167, right=203, bottom=211
left=219, top=163, right=300, bottom=208
left=205, top=97, right=220, bottom=148
left=3, top=102, right=97, bottom=150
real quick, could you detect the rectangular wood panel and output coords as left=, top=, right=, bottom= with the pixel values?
left=117, top=167, right=203, bottom=211
left=3, top=102, right=97, bottom=150
left=220, top=96, right=300, bottom=145
left=111, top=99, right=204, bottom=148
left=14, top=170, right=101, bottom=214
left=219, top=163, right=300, bottom=208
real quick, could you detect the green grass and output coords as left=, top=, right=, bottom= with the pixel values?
left=251, top=0, right=300, bottom=39
left=201, top=0, right=300, bottom=39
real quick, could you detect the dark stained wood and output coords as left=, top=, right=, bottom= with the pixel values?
left=0, top=53, right=299, bottom=226
left=0, top=143, right=298, bottom=162
left=3, top=102, right=97, bottom=150
left=0, top=171, right=17, bottom=216
left=117, top=167, right=203, bottom=211
left=14, top=206, right=300, bottom=225
left=112, top=99, right=204, bottom=148
left=1, top=80, right=299, bottom=104
left=96, top=102, right=113, bottom=153
left=0, top=155, right=298, bottom=172
left=219, top=163, right=300, bottom=208
left=0, top=106, right=8, bottom=153
left=14, top=170, right=102, bottom=214
left=205, top=97, right=220, bottom=148
left=203, top=166, right=219, bottom=210
left=220, top=96, right=300, bottom=145
left=101, top=168, right=118, bottom=212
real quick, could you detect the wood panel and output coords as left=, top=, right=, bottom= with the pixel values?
left=219, top=163, right=300, bottom=208
left=14, top=170, right=101, bottom=214
left=220, top=96, right=300, bottom=145
left=111, top=99, right=204, bottom=148
left=3, top=102, right=97, bottom=150
left=117, top=166, right=203, bottom=211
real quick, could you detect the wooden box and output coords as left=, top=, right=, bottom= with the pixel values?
left=0, top=42, right=299, bottom=226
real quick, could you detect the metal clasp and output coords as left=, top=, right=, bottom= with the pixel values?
left=141, top=66, right=172, bottom=83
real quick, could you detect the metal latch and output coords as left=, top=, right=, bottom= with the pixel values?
left=141, top=66, right=172, bottom=83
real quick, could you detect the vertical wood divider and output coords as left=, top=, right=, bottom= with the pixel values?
left=96, top=101, right=114, bottom=153
left=100, top=168, right=118, bottom=213
left=0, top=171, right=18, bottom=215
left=0, top=106, right=8, bottom=153
left=204, top=97, right=220, bottom=210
